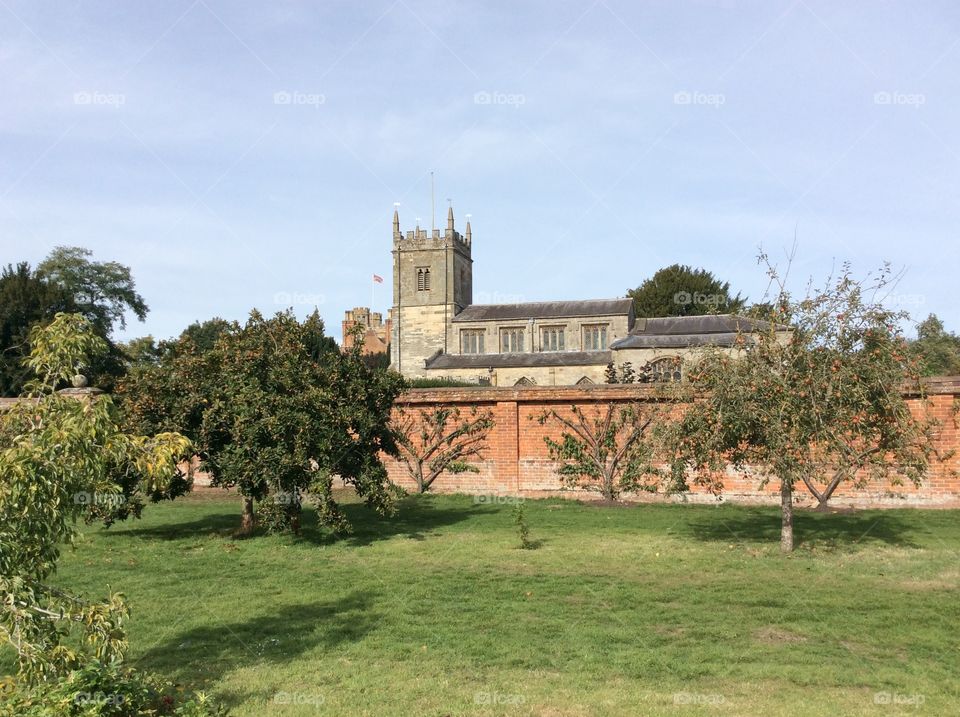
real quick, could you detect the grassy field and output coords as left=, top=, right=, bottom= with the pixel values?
left=15, top=491, right=960, bottom=716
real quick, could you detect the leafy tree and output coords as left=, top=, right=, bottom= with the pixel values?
left=675, top=259, right=941, bottom=552
left=119, top=334, right=160, bottom=368
left=37, top=246, right=148, bottom=335
left=911, top=314, right=960, bottom=377
left=392, top=406, right=495, bottom=493
left=628, top=264, right=745, bottom=318
left=538, top=401, right=672, bottom=501
left=117, top=310, right=405, bottom=535
left=0, top=313, right=191, bottom=681
left=178, top=317, right=239, bottom=354
left=0, top=262, right=77, bottom=396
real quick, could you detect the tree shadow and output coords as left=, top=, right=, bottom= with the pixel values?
left=102, top=494, right=494, bottom=547
left=101, top=511, right=242, bottom=541
left=136, top=590, right=378, bottom=700
left=299, top=494, right=497, bottom=547
left=682, top=507, right=924, bottom=549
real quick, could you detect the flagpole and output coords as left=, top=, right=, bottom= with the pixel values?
left=371, top=275, right=375, bottom=311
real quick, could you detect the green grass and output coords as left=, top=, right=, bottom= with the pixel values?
left=14, top=492, right=960, bottom=715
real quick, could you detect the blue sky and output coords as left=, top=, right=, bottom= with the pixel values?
left=2, top=0, right=958, bottom=342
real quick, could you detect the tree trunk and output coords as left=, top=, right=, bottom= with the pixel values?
left=780, top=479, right=794, bottom=553
left=290, top=507, right=301, bottom=536
left=240, top=496, right=255, bottom=536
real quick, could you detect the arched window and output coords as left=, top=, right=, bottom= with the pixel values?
left=647, top=357, right=682, bottom=383
left=514, top=376, right=536, bottom=386
left=576, top=376, right=595, bottom=385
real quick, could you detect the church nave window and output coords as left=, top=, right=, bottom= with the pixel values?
left=500, top=327, right=524, bottom=353
left=461, top=329, right=485, bottom=354
left=540, top=326, right=565, bottom=352
left=583, top=324, right=608, bottom=351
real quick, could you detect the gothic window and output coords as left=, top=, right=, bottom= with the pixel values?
left=500, top=327, right=525, bottom=353
left=514, top=376, right=535, bottom=386
left=540, top=326, right=565, bottom=352
left=583, top=324, right=608, bottom=350
left=416, top=267, right=431, bottom=291
left=647, top=357, right=682, bottom=383
left=461, top=329, right=485, bottom=354
left=576, top=376, right=595, bottom=385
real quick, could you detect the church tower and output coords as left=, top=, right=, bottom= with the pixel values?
left=390, top=205, right=473, bottom=376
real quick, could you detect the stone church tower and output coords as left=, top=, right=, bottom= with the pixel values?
left=390, top=205, right=473, bottom=376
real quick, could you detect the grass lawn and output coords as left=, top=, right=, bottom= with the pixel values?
left=12, top=491, right=960, bottom=716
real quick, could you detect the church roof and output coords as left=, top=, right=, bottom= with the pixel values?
left=425, top=350, right=612, bottom=370
left=452, top=298, right=633, bottom=323
left=609, top=314, right=787, bottom=350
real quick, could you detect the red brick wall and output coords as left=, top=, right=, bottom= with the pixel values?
left=385, top=379, right=960, bottom=507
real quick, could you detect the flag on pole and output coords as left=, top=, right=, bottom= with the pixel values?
left=373, top=274, right=384, bottom=284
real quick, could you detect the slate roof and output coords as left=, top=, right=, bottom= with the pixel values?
left=452, top=298, right=633, bottom=323
left=424, top=350, right=612, bottom=370
left=609, top=314, right=788, bottom=350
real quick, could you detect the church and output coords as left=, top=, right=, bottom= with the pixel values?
left=383, top=205, right=773, bottom=386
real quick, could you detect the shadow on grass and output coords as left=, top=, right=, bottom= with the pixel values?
left=304, top=494, right=497, bottom=547
left=683, top=507, right=924, bottom=549
left=137, top=590, right=378, bottom=703
left=103, top=494, right=494, bottom=547
left=103, top=511, right=243, bottom=541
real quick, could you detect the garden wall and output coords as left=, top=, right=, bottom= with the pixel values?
left=384, top=378, right=960, bottom=507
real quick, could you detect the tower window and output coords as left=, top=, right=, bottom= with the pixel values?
left=416, top=267, right=431, bottom=291
left=583, top=324, right=608, bottom=350
left=461, top=329, right=485, bottom=354
left=540, top=327, right=565, bottom=352
left=500, top=328, right=524, bottom=353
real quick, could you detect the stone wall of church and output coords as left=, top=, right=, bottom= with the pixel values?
left=384, top=380, right=960, bottom=507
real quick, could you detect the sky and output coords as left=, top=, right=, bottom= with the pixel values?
left=2, top=0, right=958, bottom=343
